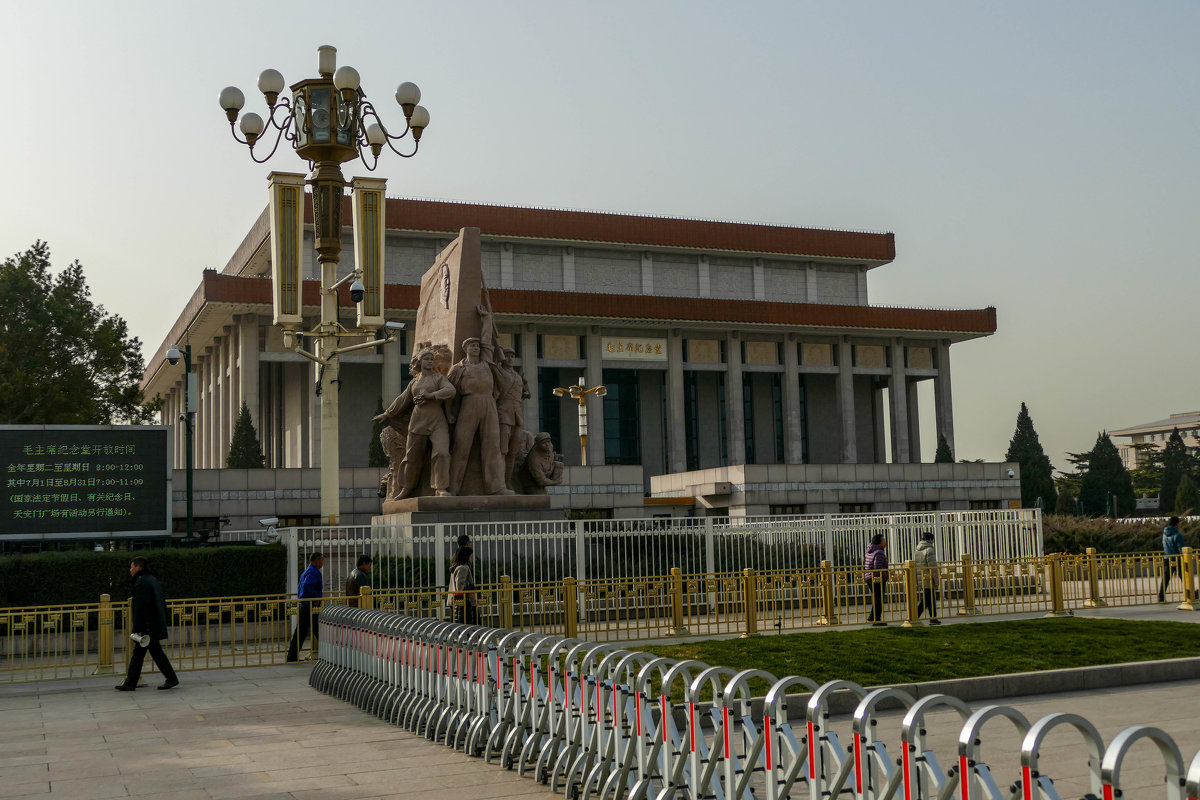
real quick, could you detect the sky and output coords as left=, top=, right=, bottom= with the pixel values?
left=2, top=1, right=1197, bottom=471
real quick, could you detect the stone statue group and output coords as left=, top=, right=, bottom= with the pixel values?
left=375, top=304, right=564, bottom=500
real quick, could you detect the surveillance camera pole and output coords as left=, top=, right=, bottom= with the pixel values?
left=182, top=344, right=194, bottom=543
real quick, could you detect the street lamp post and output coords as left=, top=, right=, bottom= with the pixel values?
left=165, top=344, right=193, bottom=542
left=218, top=45, right=427, bottom=523
left=553, top=377, right=607, bottom=466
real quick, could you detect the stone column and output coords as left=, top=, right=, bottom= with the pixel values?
left=585, top=328, right=605, bottom=466
left=725, top=332, right=745, bottom=465
left=204, top=349, right=217, bottom=468
left=520, top=323, right=540, bottom=435
left=238, top=316, right=261, bottom=430
left=223, top=326, right=237, bottom=465
left=889, top=339, right=910, bottom=463
left=907, top=379, right=922, bottom=462
left=837, top=337, right=857, bottom=463
left=381, top=330, right=403, bottom=406
left=934, top=341, right=956, bottom=458
left=666, top=330, right=686, bottom=473
left=782, top=334, right=803, bottom=463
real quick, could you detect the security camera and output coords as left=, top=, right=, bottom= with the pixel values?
left=349, top=279, right=365, bottom=303
left=384, top=320, right=406, bottom=331
left=178, top=413, right=187, bottom=422
left=166, top=345, right=180, bottom=366
left=1006, top=468, right=1015, bottom=479
left=259, top=517, right=280, bottom=527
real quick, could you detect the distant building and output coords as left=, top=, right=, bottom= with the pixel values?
left=1111, top=411, right=1200, bottom=469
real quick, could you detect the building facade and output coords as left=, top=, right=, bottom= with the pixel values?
left=141, top=197, right=998, bottom=526
left=1112, top=410, right=1200, bottom=469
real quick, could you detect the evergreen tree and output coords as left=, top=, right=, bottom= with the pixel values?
left=934, top=434, right=954, bottom=463
left=226, top=402, right=265, bottom=468
left=1079, top=432, right=1135, bottom=516
left=1054, top=488, right=1077, bottom=515
left=1159, top=429, right=1189, bottom=513
left=1176, top=474, right=1199, bottom=517
left=0, top=241, right=151, bottom=423
left=368, top=397, right=388, bottom=468
left=1004, top=402, right=1057, bottom=511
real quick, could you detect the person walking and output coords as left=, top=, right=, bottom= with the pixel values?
left=286, top=552, right=324, bottom=662
left=344, top=554, right=373, bottom=607
left=115, top=557, right=179, bottom=691
left=448, top=546, right=478, bottom=625
left=1159, top=516, right=1184, bottom=602
left=913, top=531, right=941, bottom=625
left=864, top=533, right=889, bottom=626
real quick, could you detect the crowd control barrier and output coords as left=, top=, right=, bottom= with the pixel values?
left=311, top=606, right=1200, bottom=800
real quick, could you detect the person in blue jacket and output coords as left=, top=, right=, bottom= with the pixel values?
left=1159, top=517, right=1184, bottom=602
left=287, top=552, right=324, bottom=661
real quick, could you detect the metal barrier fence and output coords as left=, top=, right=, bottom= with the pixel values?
left=223, top=509, right=1044, bottom=594
left=5, top=547, right=1196, bottom=684
left=311, top=604, right=1200, bottom=800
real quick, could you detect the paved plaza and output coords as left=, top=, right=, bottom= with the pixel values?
left=3, top=604, right=1200, bottom=799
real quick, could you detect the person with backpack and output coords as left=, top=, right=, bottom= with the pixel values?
left=864, top=533, right=889, bottom=626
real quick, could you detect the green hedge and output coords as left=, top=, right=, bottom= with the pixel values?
left=0, top=545, right=287, bottom=607
left=1043, top=515, right=1200, bottom=554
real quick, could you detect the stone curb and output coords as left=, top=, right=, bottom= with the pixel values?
left=809, top=655, right=1200, bottom=718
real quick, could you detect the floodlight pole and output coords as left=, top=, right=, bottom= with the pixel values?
left=553, top=377, right=607, bottom=466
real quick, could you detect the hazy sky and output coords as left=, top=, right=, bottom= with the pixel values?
left=2, top=1, right=1197, bottom=470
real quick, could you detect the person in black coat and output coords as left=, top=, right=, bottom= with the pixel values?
left=116, top=557, right=179, bottom=691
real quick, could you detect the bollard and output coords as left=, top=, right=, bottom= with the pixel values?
left=1084, top=547, right=1107, bottom=608
left=499, top=575, right=514, bottom=629
left=1180, top=548, right=1197, bottom=612
left=1044, top=555, right=1069, bottom=618
left=818, top=559, right=838, bottom=626
left=93, top=593, right=115, bottom=675
left=359, top=585, right=373, bottom=611
left=901, top=560, right=918, bottom=628
left=668, top=566, right=689, bottom=636
left=563, top=577, right=578, bottom=639
left=958, top=553, right=980, bottom=616
left=742, top=568, right=758, bottom=637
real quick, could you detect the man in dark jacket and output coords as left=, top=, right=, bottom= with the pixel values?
left=344, top=554, right=372, bottom=607
left=116, top=557, right=179, bottom=691
left=1159, top=516, right=1184, bottom=602
left=286, top=552, right=324, bottom=662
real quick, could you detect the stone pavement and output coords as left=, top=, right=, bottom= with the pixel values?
left=4, top=603, right=1200, bottom=799
left=0, top=665, right=560, bottom=800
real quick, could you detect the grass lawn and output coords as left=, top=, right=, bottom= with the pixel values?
left=639, top=618, right=1200, bottom=694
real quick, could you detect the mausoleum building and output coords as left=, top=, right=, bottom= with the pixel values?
left=142, top=196, right=1004, bottom=527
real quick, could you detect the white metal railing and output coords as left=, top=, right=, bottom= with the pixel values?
left=226, top=509, right=1042, bottom=593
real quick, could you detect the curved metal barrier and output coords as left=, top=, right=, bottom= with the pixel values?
left=310, top=607, right=1200, bottom=800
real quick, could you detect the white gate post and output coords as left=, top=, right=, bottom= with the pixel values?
left=823, top=514, right=834, bottom=564
left=575, top=519, right=587, bottom=580
left=705, top=517, right=716, bottom=574
left=435, top=523, right=447, bottom=588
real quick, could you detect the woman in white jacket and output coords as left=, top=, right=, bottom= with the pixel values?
left=913, top=532, right=940, bottom=625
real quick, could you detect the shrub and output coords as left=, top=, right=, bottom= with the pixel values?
left=1042, top=515, right=1200, bottom=554
left=0, top=545, right=286, bottom=606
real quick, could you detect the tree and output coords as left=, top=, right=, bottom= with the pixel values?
left=368, top=397, right=388, bottom=468
left=1004, top=402, right=1057, bottom=511
left=226, top=402, right=265, bottom=468
left=1159, top=429, right=1190, bottom=513
left=0, top=242, right=150, bottom=424
left=1054, top=487, right=1077, bottom=515
left=934, top=434, right=954, bottom=463
left=1177, top=474, right=1199, bottom=517
left=1079, top=432, right=1135, bottom=516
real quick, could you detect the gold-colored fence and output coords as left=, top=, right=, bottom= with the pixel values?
left=3, top=549, right=1197, bottom=683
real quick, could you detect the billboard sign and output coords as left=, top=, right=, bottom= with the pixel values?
left=1, top=425, right=171, bottom=540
